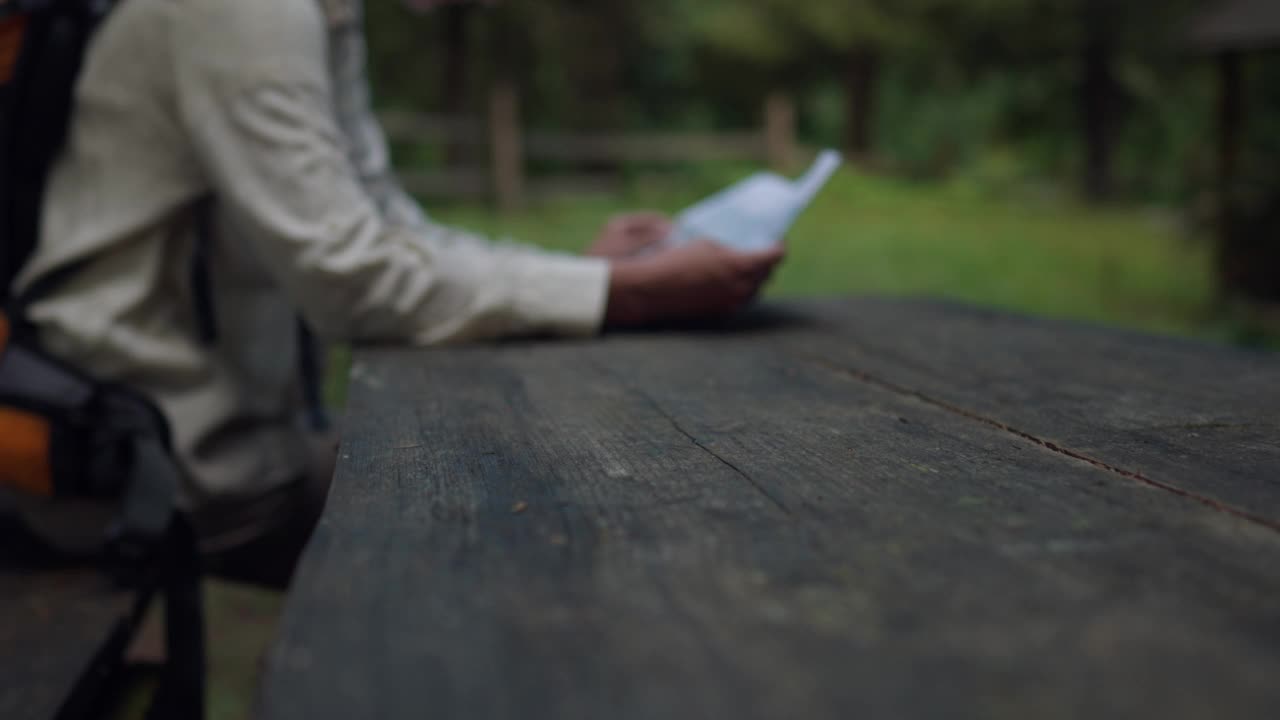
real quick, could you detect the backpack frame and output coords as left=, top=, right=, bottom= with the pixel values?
left=1, top=7, right=205, bottom=715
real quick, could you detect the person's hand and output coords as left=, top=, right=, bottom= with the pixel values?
left=604, top=239, right=785, bottom=328
left=585, top=212, right=673, bottom=260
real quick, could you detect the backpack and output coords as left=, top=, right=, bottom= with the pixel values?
left=0, top=5, right=205, bottom=716
left=0, top=0, right=109, bottom=292
left=0, top=0, right=183, bottom=574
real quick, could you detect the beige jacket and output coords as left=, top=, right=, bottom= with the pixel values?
left=17, top=0, right=610, bottom=521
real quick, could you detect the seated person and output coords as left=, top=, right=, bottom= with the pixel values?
left=17, top=0, right=783, bottom=587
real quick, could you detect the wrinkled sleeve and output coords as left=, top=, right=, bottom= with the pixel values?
left=170, top=0, right=609, bottom=345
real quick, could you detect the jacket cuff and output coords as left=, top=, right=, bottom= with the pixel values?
left=510, top=254, right=610, bottom=337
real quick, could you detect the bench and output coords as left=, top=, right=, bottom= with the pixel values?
left=1, top=524, right=204, bottom=720
left=0, top=564, right=138, bottom=720
left=257, top=296, right=1280, bottom=719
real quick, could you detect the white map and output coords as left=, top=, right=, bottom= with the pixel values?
left=666, top=150, right=843, bottom=252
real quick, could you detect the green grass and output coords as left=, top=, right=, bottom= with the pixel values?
left=200, top=167, right=1233, bottom=720
left=112, top=581, right=283, bottom=720
left=205, top=582, right=285, bottom=720
left=433, top=165, right=1218, bottom=340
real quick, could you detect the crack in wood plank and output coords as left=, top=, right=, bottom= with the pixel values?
left=585, top=357, right=793, bottom=516
left=629, top=388, right=793, bottom=516
left=1135, top=422, right=1270, bottom=433
left=805, top=356, right=1280, bottom=534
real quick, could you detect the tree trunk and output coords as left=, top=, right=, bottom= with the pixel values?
left=1217, top=51, right=1243, bottom=200
left=1215, top=50, right=1251, bottom=299
left=441, top=5, right=472, bottom=167
left=489, top=83, right=524, bottom=213
left=844, top=47, right=880, bottom=162
left=570, top=6, right=626, bottom=172
left=1079, top=0, right=1114, bottom=202
left=764, top=91, right=797, bottom=173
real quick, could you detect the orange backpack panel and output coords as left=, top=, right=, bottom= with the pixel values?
left=0, top=311, right=54, bottom=498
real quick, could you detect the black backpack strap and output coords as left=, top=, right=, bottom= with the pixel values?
left=190, top=196, right=218, bottom=345
left=0, top=0, right=115, bottom=299
left=186, top=197, right=330, bottom=438
left=4, top=254, right=90, bottom=335
left=297, top=318, right=329, bottom=432
left=146, top=517, right=206, bottom=720
left=105, top=432, right=180, bottom=568
left=100, top=389, right=206, bottom=720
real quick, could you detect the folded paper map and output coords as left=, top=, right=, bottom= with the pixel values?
left=666, top=149, right=842, bottom=252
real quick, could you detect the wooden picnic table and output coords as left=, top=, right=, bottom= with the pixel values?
left=259, top=297, right=1280, bottom=720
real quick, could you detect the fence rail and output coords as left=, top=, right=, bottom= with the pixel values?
left=524, top=131, right=764, bottom=165
left=379, top=87, right=799, bottom=211
left=379, top=111, right=487, bottom=146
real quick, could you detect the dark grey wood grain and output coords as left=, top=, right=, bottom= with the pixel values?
left=261, top=298, right=1280, bottom=720
left=786, top=297, right=1280, bottom=526
left=0, top=566, right=134, bottom=720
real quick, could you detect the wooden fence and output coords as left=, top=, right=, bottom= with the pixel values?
left=381, top=86, right=800, bottom=211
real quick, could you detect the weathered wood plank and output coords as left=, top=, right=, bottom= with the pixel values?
left=783, top=297, right=1280, bottom=526
left=261, top=302, right=1280, bottom=720
left=0, top=563, right=134, bottom=720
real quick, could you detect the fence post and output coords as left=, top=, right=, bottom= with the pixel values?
left=489, top=82, right=525, bottom=212
left=764, top=91, right=797, bottom=173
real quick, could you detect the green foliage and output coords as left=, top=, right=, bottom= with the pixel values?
left=692, top=0, right=961, bottom=61
left=691, top=0, right=794, bottom=66
left=365, top=0, right=1253, bottom=206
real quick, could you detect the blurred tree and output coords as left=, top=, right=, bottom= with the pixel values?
left=1188, top=0, right=1280, bottom=304
left=361, top=0, right=1228, bottom=211
left=952, top=0, right=1207, bottom=201
left=406, top=1, right=480, bottom=165
left=691, top=0, right=1050, bottom=163
left=1078, top=0, right=1117, bottom=200
left=402, top=1, right=480, bottom=115
left=693, top=0, right=926, bottom=161
left=467, top=0, right=682, bottom=132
